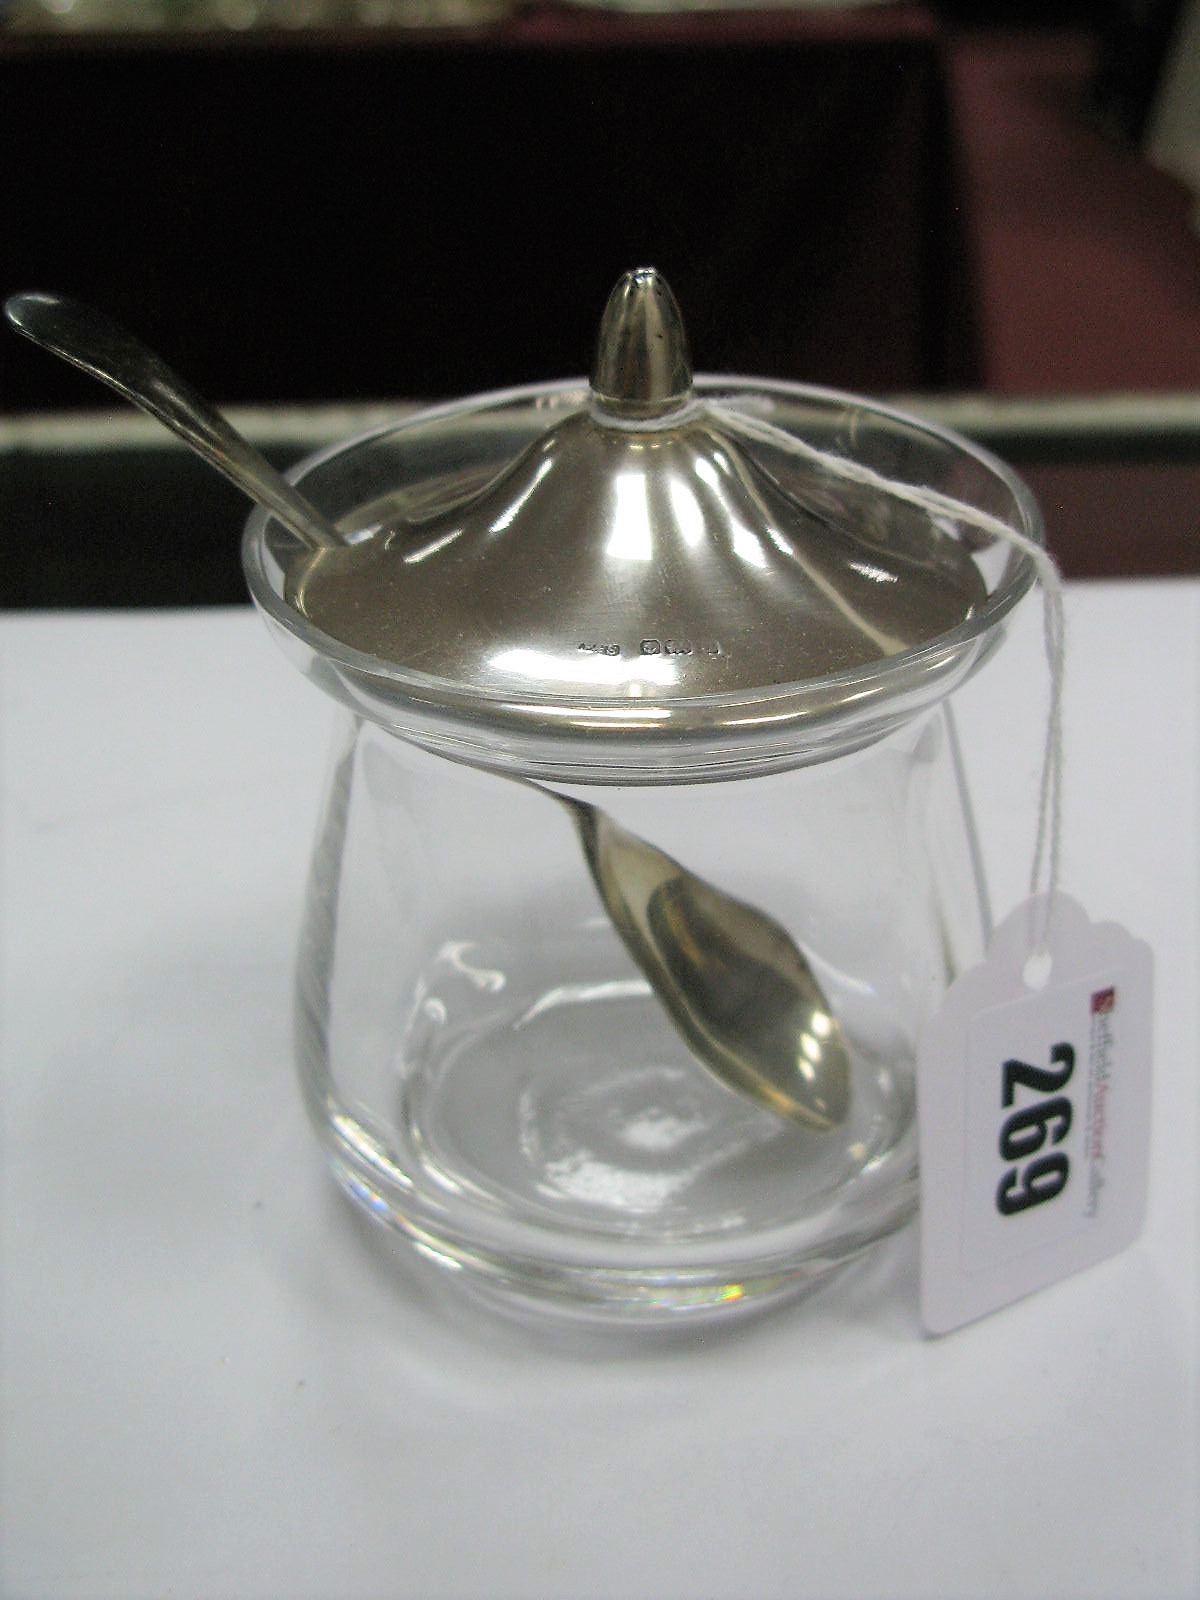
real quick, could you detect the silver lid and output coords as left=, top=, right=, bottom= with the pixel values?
left=286, top=269, right=985, bottom=696
left=245, top=270, right=1040, bottom=781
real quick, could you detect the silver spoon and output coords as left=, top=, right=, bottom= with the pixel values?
left=4, top=290, right=851, bottom=1132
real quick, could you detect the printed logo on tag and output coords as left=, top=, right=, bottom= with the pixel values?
left=918, top=894, right=1152, bottom=1335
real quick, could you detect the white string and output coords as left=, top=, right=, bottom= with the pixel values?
left=721, top=405, right=1066, bottom=957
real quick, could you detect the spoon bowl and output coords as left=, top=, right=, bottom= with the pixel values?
left=565, top=799, right=850, bottom=1130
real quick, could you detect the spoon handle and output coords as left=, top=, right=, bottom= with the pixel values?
left=4, top=292, right=340, bottom=552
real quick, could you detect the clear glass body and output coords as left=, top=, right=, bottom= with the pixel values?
left=295, top=701, right=988, bottom=1322
left=243, top=377, right=1041, bottom=1324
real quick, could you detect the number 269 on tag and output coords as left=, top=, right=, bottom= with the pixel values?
left=995, top=1044, right=1075, bottom=1216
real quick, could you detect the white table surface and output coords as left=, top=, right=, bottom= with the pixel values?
left=3, top=582, right=1197, bottom=1600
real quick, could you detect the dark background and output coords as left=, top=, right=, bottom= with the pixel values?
left=2, top=0, right=1197, bottom=596
left=0, top=7, right=976, bottom=409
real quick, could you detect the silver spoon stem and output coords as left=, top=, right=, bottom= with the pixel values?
left=4, top=292, right=340, bottom=554
left=5, top=288, right=851, bottom=1132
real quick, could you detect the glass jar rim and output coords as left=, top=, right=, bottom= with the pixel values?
left=243, top=375, right=1042, bottom=782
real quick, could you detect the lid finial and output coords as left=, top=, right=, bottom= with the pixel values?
left=590, top=267, right=693, bottom=420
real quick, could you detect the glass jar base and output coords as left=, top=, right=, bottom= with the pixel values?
left=309, top=982, right=919, bottom=1324
left=328, top=1149, right=916, bottom=1324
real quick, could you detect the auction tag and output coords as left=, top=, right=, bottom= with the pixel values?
left=918, top=893, right=1153, bottom=1334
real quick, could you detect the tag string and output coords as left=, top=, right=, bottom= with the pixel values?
left=719, top=406, right=1066, bottom=958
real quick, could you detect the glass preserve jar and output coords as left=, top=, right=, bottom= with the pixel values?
left=243, top=270, right=1041, bottom=1323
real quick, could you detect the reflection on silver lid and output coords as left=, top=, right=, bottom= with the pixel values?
left=287, top=268, right=986, bottom=704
